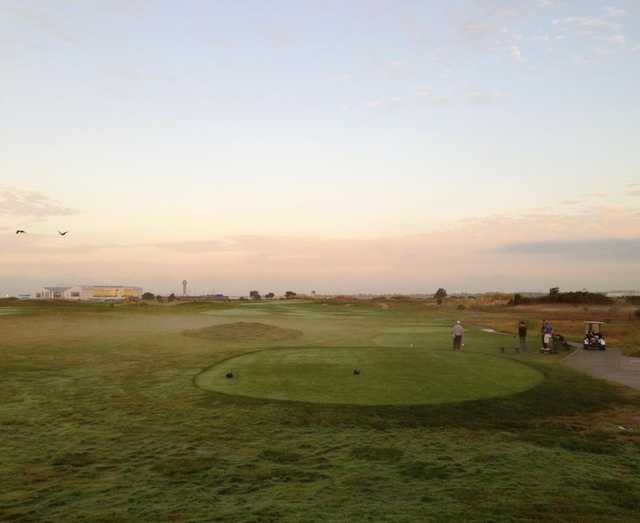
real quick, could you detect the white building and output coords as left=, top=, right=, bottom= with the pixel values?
left=38, top=285, right=143, bottom=301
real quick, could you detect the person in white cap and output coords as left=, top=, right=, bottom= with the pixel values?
left=452, top=320, right=464, bottom=351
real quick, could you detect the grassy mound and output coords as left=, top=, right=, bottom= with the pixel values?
left=184, top=321, right=302, bottom=343
left=196, top=347, right=543, bottom=405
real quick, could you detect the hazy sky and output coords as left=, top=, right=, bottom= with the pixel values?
left=1, top=0, right=639, bottom=295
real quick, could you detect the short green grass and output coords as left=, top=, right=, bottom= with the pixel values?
left=197, top=346, right=542, bottom=405
left=1, top=299, right=640, bottom=522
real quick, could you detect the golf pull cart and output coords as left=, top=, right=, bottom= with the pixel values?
left=583, top=321, right=607, bottom=351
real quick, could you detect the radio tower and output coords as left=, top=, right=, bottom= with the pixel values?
left=182, top=280, right=188, bottom=297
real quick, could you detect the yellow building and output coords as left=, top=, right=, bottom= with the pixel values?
left=39, top=286, right=143, bottom=301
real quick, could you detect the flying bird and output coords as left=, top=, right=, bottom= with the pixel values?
left=16, top=230, right=26, bottom=235
left=58, top=231, right=69, bottom=236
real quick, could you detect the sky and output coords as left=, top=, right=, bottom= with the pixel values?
left=1, top=0, right=639, bottom=296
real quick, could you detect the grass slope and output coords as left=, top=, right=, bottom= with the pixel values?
left=183, top=321, right=302, bottom=344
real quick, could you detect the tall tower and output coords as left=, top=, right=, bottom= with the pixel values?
left=182, top=280, right=188, bottom=297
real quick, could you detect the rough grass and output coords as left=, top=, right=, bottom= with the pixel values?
left=1, top=300, right=640, bottom=522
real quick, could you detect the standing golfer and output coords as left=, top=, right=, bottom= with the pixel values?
left=518, top=320, right=528, bottom=352
left=452, top=321, right=464, bottom=351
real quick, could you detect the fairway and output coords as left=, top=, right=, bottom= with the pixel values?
left=196, top=347, right=543, bottom=405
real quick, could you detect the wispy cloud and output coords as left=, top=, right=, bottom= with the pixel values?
left=552, top=15, right=621, bottom=42
left=510, top=45, right=524, bottom=62
left=459, top=1, right=530, bottom=43
left=152, top=240, right=232, bottom=253
left=497, top=238, right=640, bottom=260
left=467, top=90, right=507, bottom=104
left=4, top=204, right=640, bottom=293
left=1, top=4, right=77, bottom=45
left=604, top=34, right=625, bottom=45
left=604, top=6, right=626, bottom=18
left=416, top=90, right=450, bottom=104
left=585, top=192, right=608, bottom=198
left=0, top=188, right=77, bottom=218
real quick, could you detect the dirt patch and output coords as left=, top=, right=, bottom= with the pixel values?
left=183, top=322, right=302, bottom=343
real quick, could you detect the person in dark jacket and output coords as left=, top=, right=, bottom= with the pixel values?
left=518, top=321, right=528, bottom=352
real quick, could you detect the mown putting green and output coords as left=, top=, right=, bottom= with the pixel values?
left=196, top=347, right=543, bottom=405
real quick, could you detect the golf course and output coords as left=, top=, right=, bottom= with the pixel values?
left=2, top=298, right=640, bottom=521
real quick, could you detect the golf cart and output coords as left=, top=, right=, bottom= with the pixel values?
left=583, top=321, right=607, bottom=351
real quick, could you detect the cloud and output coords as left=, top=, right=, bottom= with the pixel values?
left=510, top=45, right=524, bottom=62
left=1, top=4, right=77, bottom=45
left=152, top=240, right=233, bottom=253
left=0, top=188, right=77, bottom=218
left=497, top=238, right=640, bottom=260
left=604, top=34, right=625, bottom=45
left=554, top=16, right=619, bottom=36
left=604, top=6, right=626, bottom=18
left=4, top=205, right=640, bottom=294
left=584, top=192, right=608, bottom=198
left=458, top=1, right=530, bottom=43
left=416, top=90, right=450, bottom=104
left=467, top=90, right=507, bottom=104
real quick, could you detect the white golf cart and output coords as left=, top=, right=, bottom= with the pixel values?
left=583, top=321, right=607, bottom=351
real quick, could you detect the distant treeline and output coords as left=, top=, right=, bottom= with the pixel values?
left=510, top=288, right=613, bottom=306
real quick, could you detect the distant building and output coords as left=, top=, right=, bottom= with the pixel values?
left=606, top=290, right=640, bottom=298
left=38, top=285, right=143, bottom=301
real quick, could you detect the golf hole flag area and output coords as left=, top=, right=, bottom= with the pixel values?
left=196, top=347, right=543, bottom=405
